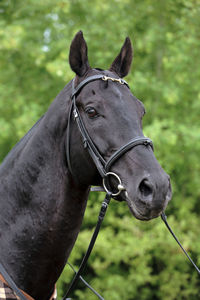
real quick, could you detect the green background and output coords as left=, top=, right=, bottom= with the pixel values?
left=0, top=0, right=200, bottom=299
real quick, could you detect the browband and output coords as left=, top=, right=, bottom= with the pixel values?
left=71, top=74, right=129, bottom=99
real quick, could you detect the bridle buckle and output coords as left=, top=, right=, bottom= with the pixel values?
left=102, top=75, right=125, bottom=85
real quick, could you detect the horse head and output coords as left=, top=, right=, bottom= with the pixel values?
left=67, top=31, right=172, bottom=221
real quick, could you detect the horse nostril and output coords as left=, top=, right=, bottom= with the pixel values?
left=139, top=179, right=153, bottom=198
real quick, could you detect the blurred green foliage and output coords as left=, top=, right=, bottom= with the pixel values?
left=1, top=0, right=200, bottom=299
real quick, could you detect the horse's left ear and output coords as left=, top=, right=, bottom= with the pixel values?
left=109, top=37, right=133, bottom=78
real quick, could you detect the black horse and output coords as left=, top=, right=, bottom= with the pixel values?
left=0, top=31, right=172, bottom=300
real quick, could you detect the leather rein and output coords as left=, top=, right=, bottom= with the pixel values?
left=0, top=74, right=199, bottom=300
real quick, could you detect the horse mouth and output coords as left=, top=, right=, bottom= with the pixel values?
left=124, top=191, right=164, bottom=221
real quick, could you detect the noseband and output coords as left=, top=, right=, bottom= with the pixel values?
left=66, top=74, right=153, bottom=194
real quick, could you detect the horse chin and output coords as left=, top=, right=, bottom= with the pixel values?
left=124, top=192, right=162, bottom=221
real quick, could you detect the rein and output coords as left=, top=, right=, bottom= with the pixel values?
left=63, top=192, right=112, bottom=300
left=161, top=213, right=200, bottom=275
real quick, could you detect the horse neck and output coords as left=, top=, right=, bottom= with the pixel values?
left=0, top=82, right=90, bottom=300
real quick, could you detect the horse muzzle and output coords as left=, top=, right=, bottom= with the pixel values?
left=125, top=174, right=172, bottom=220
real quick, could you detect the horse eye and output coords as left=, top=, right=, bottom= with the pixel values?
left=85, top=107, right=98, bottom=118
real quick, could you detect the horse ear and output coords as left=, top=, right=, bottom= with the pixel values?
left=69, top=31, right=90, bottom=76
left=109, top=37, right=133, bottom=78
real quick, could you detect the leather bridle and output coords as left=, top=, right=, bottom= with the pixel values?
left=63, top=74, right=153, bottom=299
left=66, top=74, right=153, bottom=194
left=63, top=74, right=200, bottom=300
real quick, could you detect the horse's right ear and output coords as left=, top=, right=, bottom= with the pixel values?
left=69, top=31, right=90, bottom=77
